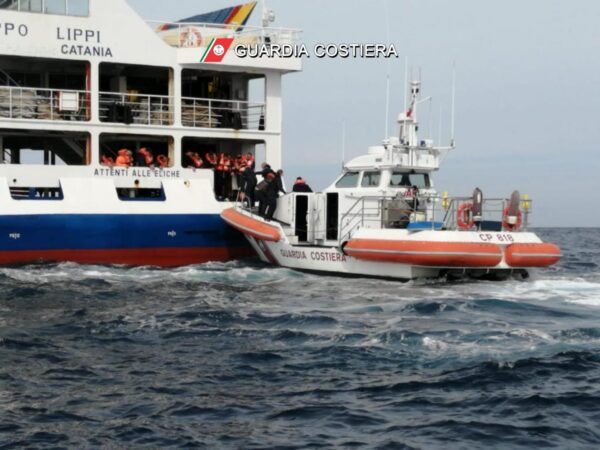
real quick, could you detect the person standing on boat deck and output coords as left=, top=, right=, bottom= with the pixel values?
left=241, top=161, right=257, bottom=207
left=404, top=185, right=420, bottom=210
left=275, top=169, right=286, bottom=196
left=256, top=171, right=277, bottom=217
left=115, top=149, right=133, bottom=167
left=136, top=147, right=154, bottom=167
left=263, top=172, right=279, bottom=221
left=246, top=153, right=255, bottom=171
left=258, top=162, right=275, bottom=180
left=293, top=177, right=313, bottom=193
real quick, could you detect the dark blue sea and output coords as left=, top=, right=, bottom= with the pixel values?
left=1, top=228, right=599, bottom=449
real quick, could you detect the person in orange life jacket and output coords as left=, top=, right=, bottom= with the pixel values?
left=136, top=147, right=154, bottom=167
left=101, top=153, right=115, bottom=167
left=223, top=154, right=234, bottom=199
left=233, top=155, right=246, bottom=197
left=204, top=152, right=218, bottom=169
left=293, top=177, right=313, bottom=193
left=185, top=151, right=204, bottom=169
left=115, top=149, right=133, bottom=167
left=156, top=154, right=170, bottom=168
left=213, top=153, right=225, bottom=199
left=246, top=153, right=255, bottom=171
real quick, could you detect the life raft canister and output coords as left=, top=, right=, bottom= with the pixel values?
left=457, top=202, right=475, bottom=230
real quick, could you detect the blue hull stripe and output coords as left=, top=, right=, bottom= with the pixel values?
left=0, top=214, right=247, bottom=251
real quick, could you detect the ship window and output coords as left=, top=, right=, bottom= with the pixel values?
left=0, top=129, right=90, bottom=166
left=0, top=0, right=18, bottom=10
left=66, top=0, right=88, bottom=16
left=361, top=171, right=381, bottom=188
left=117, top=186, right=166, bottom=202
left=45, top=0, right=66, bottom=14
left=2, top=0, right=89, bottom=16
left=335, top=171, right=359, bottom=188
left=10, top=186, right=64, bottom=201
left=390, top=172, right=430, bottom=189
left=99, top=134, right=174, bottom=168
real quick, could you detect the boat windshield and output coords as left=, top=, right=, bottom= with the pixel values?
left=390, top=172, right=430, bottom=189
left=361, top=171, right=381, bottom=188
left=336, top=171, right=359, bottom=188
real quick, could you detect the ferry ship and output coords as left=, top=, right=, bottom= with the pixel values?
left=222, top=80, right=562, bottom=280
left=0, top=0, right=301, bottom=266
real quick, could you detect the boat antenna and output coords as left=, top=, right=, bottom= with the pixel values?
left=450, top=62, right=456, bottom=148
left=261, top=0, right=275, bottom=28
left=438, top=106, right=443, bottom=145
left=341, top=120, right=346, bottom=169
left=403, top=56, right=408, bottom=112
left=383, top=0, right=391, bottom=138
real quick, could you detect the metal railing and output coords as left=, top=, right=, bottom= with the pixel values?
left=0, top=0, right=89, bottom=16
left=0, top=85, right=90, bottom=121
left=99, top=92, right=173, bottom=126
left=338, top=193, right=532, bottom=243
left=148, top=21, right=302, bottom=48
left=181, top=97, right=265, bottom=130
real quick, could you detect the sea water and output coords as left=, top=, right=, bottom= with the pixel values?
left=1, top=228, right=599, bottom=449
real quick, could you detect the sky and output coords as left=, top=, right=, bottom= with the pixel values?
left=128, top=0, right=600, bottom=227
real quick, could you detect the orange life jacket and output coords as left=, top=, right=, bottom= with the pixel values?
left=101, top=155, right=114, bottom=166
left=156, top=155, right=169, bottom=168
left=187, top=152, right=203, bottom=168
left=204, top=153, right=217, bottom=166
left=138, top=148, right=153, bottom=166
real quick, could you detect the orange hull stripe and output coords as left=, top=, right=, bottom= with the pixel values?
left=345, top=240, right=502, bottom=267
left=505, top=243, right=562, bottom=268
left=221, top=208, right=280, bottom=242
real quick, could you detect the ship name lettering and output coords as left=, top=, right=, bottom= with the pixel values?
left=94, top=168, right=181, bottom=179
left=61, top=44, right=113, bottom=58
left=310, top=251, right=346, bottom=263
left=0, top=22, right=29, bottom=37
left=280, top=249, right=307, bottom=260
left=56, top=27, right=101, bottom=43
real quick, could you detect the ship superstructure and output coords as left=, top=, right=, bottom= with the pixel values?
left=0, top=0, right=301, bottom=265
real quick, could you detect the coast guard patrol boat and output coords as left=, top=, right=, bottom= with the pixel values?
left=222, top=80, right=562, bottom=280
left=0, top=0, right=301, bottom=265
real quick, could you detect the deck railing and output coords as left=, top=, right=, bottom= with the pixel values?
left=0, top=86, right=90, bottom=122
left=181, top=97, right=265, bottom=130
left=99, top=92, right=173, bottom=126
left=148, top=21, right=302, bottom=48
left=339, top=194, right=532, bottom=242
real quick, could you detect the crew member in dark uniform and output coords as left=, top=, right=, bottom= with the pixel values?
left=292, top=177, right=313, bottom=193
left=263, top=172, right=279, bottom=221
left=241, top=164, right=257, bottom=208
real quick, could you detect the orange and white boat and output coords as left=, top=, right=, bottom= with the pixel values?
left=222, top=80, right=562, bottom=280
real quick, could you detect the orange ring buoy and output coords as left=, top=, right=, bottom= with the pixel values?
left=502, top=207, right=523, bottom=231
left=457, top=202, right=474, bottom=230
left=156, top=155, right=169, bottom=168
